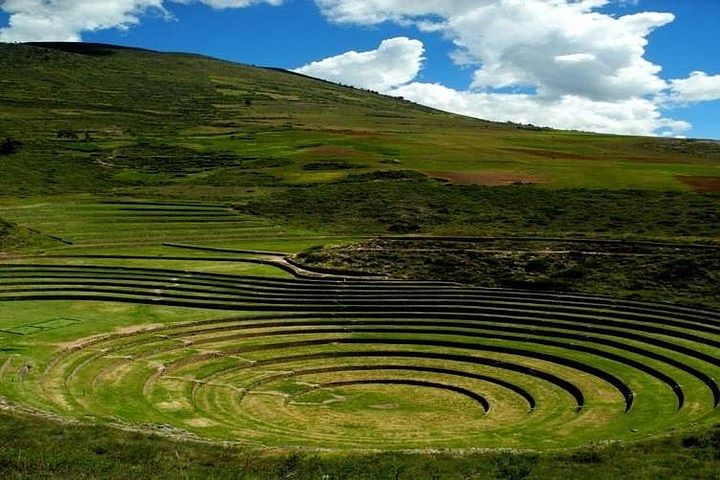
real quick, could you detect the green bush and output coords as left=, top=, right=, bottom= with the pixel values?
left=494, top=454, right=538, bottom=480
left=0, top=137, right=21, bottom=155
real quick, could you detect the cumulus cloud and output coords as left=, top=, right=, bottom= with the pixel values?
left=455, top=7, right=672, bottom=101
left=294, top=37, right=424, bottom=91
left=0, top=0, right=283, bottom=42
left=316, top=0, right=673, bottom=101
left=308, top=0, right=697, bottom=136
left=0, top=0, right=165, bottom=42
left=670, top=71, right=720, bottom=103
left=391, top=82, right=690, bottom=136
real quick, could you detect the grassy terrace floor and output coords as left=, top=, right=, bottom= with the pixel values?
left=0, top=198, right=718, bottom=454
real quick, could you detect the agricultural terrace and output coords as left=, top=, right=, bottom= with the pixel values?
left=0, top=199, right=718, bottom=450
left=0, top=44, right=719, bottom=465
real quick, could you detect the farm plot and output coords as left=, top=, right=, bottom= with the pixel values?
left=0, top=262, right=718, bottom=450
left=0, top=200, right=281, bottom=249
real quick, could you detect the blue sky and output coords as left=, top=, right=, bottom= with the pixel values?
left=1, top=0, right=719, bottom=139
left=623, top=1, right=720, bottom=139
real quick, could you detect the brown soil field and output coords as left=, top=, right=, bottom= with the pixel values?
left=675, top=175, right=720, bottom=192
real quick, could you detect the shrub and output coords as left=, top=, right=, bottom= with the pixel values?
left=56, top=129, right=78, bottom=139
left=302, top=161, right=362, bottom=171
left=494, top=454, right=537, bottom=480
left=525, top=256, right=552, bottom=273
left=569, top=447, right=604, bottom=464
left=683, top=425, right=720, bottom=460
left=0, top=137, right=21, bottom=155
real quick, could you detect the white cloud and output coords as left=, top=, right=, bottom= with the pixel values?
left=390, top=82, right=690, bottom=136
left=0, top=0, right=283, bottom=42
left=315, top=0, right=674, bottom=102
left=314, top=0, right=479, bottom=25
left=0, top=0, right=164, bottom=42
left=670, top=71, right=720, bottom=103
left=459, top=7, right=672, bottom=101
left=179, top=0, right=283, bottom=9
left=554, top=53, right=597, bottom=64
left=294, top=37, right=424, bottom=91
left=309, top=0, right=695, bottom=136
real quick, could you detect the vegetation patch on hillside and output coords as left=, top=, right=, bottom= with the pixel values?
left=1, top=410, right=719, bottom=479
left=0, top=219, right=56, bottom=252
left=241, top=180, right=720, bottom=239
left=302, top=160, right=367, bottom=171
left=296, top=238, right=720, bottom=309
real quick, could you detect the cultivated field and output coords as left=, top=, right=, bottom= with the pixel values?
left=0, top=199, right=718, bottom=451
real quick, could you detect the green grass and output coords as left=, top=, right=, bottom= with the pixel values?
left=241, top=178, right=720, bottom=240
left=1, top=268, right=718, bottom=449
left=1, top=410, right=719, bottom=479
left=0, top=41, right=719, bottom=477
left=0, top=219, right=57, bottom=252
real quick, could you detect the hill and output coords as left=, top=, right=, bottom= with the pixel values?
left=0, top=42, right=719, bottom=479
left=1, top=42, right=719, bottom=197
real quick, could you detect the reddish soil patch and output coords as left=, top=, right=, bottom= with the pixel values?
left=428, top=171, right=545, bottom=186
left=503, top=147, right=591, bottom=160
left=675, top=175, right=720, bottom=193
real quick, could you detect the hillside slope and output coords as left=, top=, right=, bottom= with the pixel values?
left=1, top=43, right=720, bottom=477
left=1, top=42, right=719, bottom=196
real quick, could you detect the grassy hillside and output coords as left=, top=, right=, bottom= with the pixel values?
left=241, top=176, right=720, bottom=239
left=297, top=238, right=720, bottom=309
left=1, top=42, right=719, bottom=197
left=1, top=42, right=719, bottom=478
